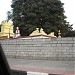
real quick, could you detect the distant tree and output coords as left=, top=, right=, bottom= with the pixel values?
left=7, top=11, right=12, bottom=22
left=65, top=30, right=75, bottom=37
left=11, top=0, right=72, bottom=36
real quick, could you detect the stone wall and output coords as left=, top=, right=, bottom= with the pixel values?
left=0, top=37, right=75, bottom=61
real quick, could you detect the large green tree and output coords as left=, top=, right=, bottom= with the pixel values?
left=11, top=0, right=72, bottom=36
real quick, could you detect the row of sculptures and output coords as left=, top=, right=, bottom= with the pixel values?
left=0, top=21, right=20, bottom=38
left=0, top=21, right=61, bottom=38
left=30, top=28, right=56, bottom=37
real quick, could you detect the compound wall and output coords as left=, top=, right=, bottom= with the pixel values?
left=0, top=37, right=75, bottom=61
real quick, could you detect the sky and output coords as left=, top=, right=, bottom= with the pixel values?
left=0, top=0, right=75, bottom=30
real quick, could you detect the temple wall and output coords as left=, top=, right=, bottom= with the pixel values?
left=0, top=37, right=75, bottom=61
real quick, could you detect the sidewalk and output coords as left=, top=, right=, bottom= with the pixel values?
left=7, top=58, right=75, bottom=75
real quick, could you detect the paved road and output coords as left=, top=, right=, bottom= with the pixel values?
left=7, top=58, right=75, bottom=75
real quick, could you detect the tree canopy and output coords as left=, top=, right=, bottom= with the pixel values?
left=11, top=0, right=73, bottom=36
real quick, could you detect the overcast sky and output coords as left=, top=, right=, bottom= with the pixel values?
left=0, top=0, right=75, bottom=29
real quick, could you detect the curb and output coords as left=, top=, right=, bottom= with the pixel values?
left=11, top=67, right=75, bottom=75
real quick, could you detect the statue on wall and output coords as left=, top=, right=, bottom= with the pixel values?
left=30, top=28, right=57, bottom=38
left=40, top=28, right=47, bottom=35
left=30, top=28, right=47, bottom=36
left=48, top=32, right=56, bottom=37
left=0, top=21, right=14, bottom=38
left=15, top=27, right=20, bottom=38
left=58, top=30, right=61, bottom=38
left=30, top=28, right=40, bottom=36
